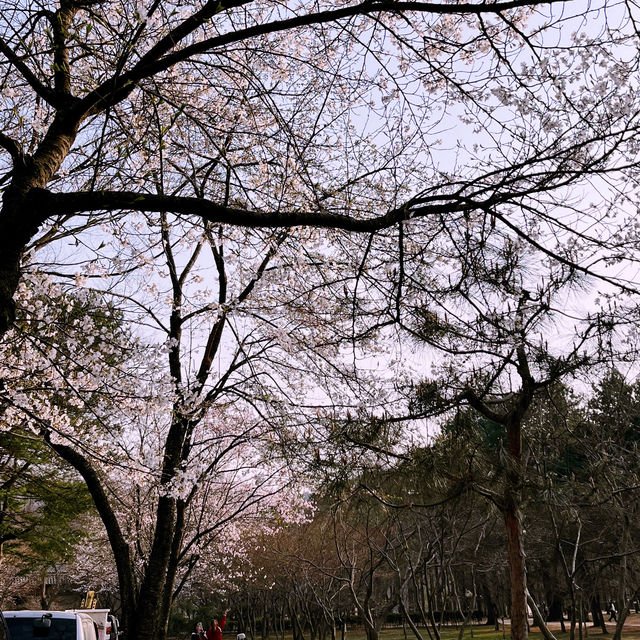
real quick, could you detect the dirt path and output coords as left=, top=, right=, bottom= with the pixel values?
left=528, top=612, right=640, bottom=634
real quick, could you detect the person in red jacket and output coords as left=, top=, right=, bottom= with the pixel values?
left=206, top=610, right=230, bottom=640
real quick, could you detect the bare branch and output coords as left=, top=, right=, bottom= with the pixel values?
left=0, top=37, right=59, bottom=107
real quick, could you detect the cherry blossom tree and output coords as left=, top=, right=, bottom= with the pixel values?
left=0, top=556, right=31, bottom=609
left=4, top=5, right=640, bottom=640
left=0, top=221, right=324, bottom=640
left=2, top=0, right=640, bottom=339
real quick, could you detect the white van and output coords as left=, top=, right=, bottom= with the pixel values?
left=64, top=611, right=117, bottom=640
left=2, top=611, right=98, bottom=640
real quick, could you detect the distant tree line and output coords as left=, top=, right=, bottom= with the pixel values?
left=166, top=371, right=640, bottom=640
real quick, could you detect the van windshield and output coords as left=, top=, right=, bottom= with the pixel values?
left=5, top=618, right=76, bottom=640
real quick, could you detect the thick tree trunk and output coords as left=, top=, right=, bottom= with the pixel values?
left=504, top=505, right=528, bottom=640
left=156, top=501, right=186, bottom=640
left=421, top=565, right=441, bottom=640
left=540, top=555, right=563, bottom=625
left=613, top=588, right=640, bottom=640
left=40, top=578, right=50, bottom=610
left=135, top=496, right=178, bottom=640
left=503, top=405, right=528, bottom=640
left=569, top=590, right=577, bottom=640
left=290, top=601, right=305, bottom=640
left=251, top=606, right=257, bottom=640
left=0, top=196, right=48, bottom=334
left=262, top=598, right=270, bottom=640
left=455, top=610, right=473, bottom=640
left=612, top=516, right=631, bottom=640
left=132, top=412, right=192, bottom=640
left=464, top=349, right=535, bottom=640
left=0, top=109, right=81, bottom=337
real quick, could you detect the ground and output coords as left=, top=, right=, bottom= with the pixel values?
left=172, top=616, right=640, bottom=640
left=333, top=615, right=640, bottom=640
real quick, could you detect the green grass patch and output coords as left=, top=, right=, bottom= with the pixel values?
left=323, top=623, right=640, bottom=640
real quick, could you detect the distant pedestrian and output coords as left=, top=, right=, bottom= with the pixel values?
left=206, top=610, right=230, bottom=640
left=192, top=622, right=206, bottom=640
left=608, top=601, right=617, bottom=622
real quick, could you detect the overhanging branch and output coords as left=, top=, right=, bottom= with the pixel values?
left=74, top=0, right=570, bottom=117
left=33, top=187, right=463, bottom=231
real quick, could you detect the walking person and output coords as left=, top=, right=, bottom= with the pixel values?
left=608, top=601, right=617, bottom=622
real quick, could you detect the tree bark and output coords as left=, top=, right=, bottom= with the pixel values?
left=547, top=595, right=564, bottom=623
left=504, top=505, right=528, bottom=640
left=399, top=594, right=425, bottom=640
left=135, top=495, right=178, bottom=640
left=590, top=596, right=606, bottom=633
left=483, top=583, right=497, bottom=628
left=157, top=501, right=186, bottom=640
left=463, top=344, right=536, bottom=640
left=503, top=397, right=528, bottom=640
left=44, top=437, right=138, bottom=637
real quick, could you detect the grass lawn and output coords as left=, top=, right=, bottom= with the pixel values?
left=208, top=616, right=640, bottom=640
left=335, top=618, right=640, bottom=640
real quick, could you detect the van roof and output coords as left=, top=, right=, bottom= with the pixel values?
left=2, top=612, right=79, bottom=620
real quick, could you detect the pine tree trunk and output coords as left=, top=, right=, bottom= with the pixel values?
left=503, top=408, right=528, bottom=640
left=504, top=505, right=528, bottom=640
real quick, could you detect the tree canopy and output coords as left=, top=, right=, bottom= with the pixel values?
left=4, top=3, right=640, bottom=640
